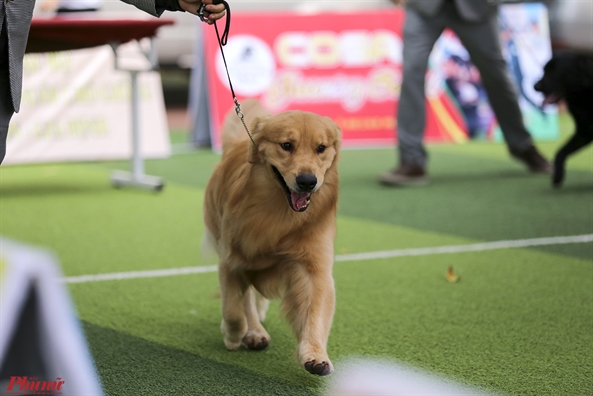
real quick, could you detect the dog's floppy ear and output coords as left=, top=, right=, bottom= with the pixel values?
left=334, top=125, right=342, bottom=150
left=247, top=116, right=264, bottom=164
left=324, top=116, right=342, bottom=153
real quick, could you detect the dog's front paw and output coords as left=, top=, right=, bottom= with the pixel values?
left=221, top=320, right=246, bottom=350
left=223, top=337, right=242, bottom=350
left=304, top=359, right=333, bottom=376
left=299, top=342, right=333, bottom=375
left=242, top=330, right=270, bottom=351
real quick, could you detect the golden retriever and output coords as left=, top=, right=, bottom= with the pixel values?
left=203, top=99, right=341, bottom=376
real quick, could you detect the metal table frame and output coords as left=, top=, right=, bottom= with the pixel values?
left=27, top=17, right=174, bottom=192
left=109, top=39, right=164, bottom=192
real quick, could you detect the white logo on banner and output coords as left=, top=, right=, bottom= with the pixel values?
left=215, top=35, right=276, bottom=96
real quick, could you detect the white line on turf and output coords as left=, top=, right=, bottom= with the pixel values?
left=63, top=234, right=593, bottom=284
left=64, top=265, right=218, bottom=284
left=334, top=234, right=593, bottom=262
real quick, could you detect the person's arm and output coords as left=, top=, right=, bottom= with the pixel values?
left=121, top=0, right=225, bottom=23
left=39, top=0, right=61, bottom=13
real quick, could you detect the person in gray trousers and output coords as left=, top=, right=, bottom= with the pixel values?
left=380, top=0, right=551, bottom=186
left=0, top=0, right=225, bottom=164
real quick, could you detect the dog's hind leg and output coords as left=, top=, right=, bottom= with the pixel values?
left=241, top=286, right=271, bottom=350
left=553, top=132, right=593, bottom=187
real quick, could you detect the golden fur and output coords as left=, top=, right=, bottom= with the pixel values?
left=203, top=99, right=341, bottom=376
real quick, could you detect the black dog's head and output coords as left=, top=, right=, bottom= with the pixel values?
left=534, top=51, right=593, bottom=106
left=534, top=57, right=564, bottom=105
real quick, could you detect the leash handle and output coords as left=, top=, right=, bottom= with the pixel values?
left=202, top=0, right=256, bottom=147
left=212, top=0, right=230, bottom=45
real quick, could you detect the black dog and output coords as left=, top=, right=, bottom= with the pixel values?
left=534, top=51, right=593, bottom=187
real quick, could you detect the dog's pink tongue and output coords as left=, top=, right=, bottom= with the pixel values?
left=291, top=191, right=310, bottom=211
left=543, top=93, right=561, bottom=105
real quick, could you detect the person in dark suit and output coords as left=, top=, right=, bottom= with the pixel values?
left=0, top=0, right=225, bottom=164
left=380, top=0, right=552, bottom=186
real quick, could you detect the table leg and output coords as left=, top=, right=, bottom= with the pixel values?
left=111, top=70, right=164, bottom=192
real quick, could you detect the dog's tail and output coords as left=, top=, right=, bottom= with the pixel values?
left=221, top=98, right=269, bottom=153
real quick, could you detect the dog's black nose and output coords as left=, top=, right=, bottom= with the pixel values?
left=296, top=174, right=317, bottom=192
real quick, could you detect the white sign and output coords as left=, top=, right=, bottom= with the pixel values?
left=0, top=238, right=103, bottom=395
left=4, top=42, right=170, bottom=165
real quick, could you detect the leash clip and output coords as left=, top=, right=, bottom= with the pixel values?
left=234, top=98, right=244, bottom=121
left=233, top=98, right=255, bottom=146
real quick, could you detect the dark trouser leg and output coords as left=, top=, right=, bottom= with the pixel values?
left=397, top=8, right=445, bottom=167
left=0, top=66, right=14, bottom=165
left=451, top=9, right=533, bottom=152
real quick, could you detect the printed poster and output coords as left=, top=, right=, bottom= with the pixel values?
left=5, top=42, right=171, bottom=165
left=202, top=4, right=557, bottom=151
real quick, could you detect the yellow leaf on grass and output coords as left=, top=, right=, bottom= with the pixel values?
left=446, top=266, right=460, bottom=283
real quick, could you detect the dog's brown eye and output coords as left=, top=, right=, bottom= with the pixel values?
left=317, top=145, right=326, bottom=154
left=280, top=142, right=293, bottom=152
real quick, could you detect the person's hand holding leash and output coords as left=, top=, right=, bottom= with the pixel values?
left=179, top=0, right=225, bottom=24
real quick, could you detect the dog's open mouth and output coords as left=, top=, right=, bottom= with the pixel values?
left=272, top=166, right=311, bottom=212
left=542, top=92, right=562, bottom=105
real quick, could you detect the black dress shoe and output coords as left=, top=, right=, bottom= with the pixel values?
left=379, top=162, right=428, bottom=186
left=510, top=145, right=552, bottom=174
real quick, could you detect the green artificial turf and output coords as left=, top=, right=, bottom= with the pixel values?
left=83, top=322, right=317, bottom=396
left=67, top=248, right=592, bottom=395
left=1, top=113, right=591, bottom=395
left=0, top=165, right=209, bottom=275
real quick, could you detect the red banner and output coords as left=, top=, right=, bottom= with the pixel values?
left=203, top=9, right=469, bottom=151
